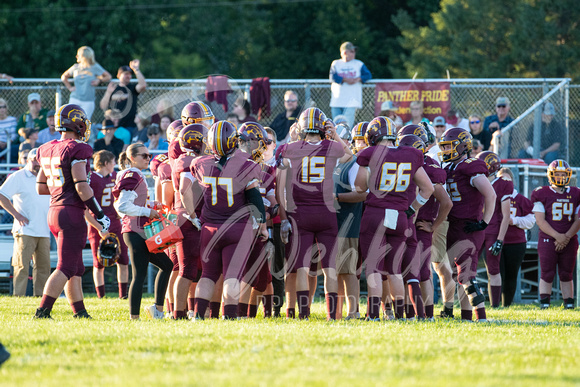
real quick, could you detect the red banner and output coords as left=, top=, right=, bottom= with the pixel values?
left=374, top=82, right=451, bottom=123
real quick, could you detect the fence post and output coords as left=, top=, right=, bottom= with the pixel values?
left=55, top=85, right=62, bottom=111
left=565, top=81, right=570, bottom=161
left=305, top=81, right=311, bottom=107
left=532, top=106, right=542, bottom=159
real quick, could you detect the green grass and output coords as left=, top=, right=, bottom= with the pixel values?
left=1, top=296, right=580, bottom=386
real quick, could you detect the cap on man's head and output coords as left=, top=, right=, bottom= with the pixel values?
left=340, top=42, right=356, bottom=52
left=381, top=100, right=396, bottom=112
left=543, top=102, right=555, bottom=116
left=496, top=97, right=510, bottom=106
left=47, top=109, right=55, bottom=117
left=433, top=116, right=446, bottom=127
left=117, top=65, right=133, bottom=77
left=28, top=148, right=39, bottom=161
left=28, top=93, right=41, bottom=103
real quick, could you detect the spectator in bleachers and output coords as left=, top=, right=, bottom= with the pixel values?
left=159, top=115, right=172, bottom=141
left=0, top=98, right=17, bottom=155
left=269, top=90, right=301, bottom=145
left=61, top=46, right=112, bottom=120
left=226, top=113, right=240, bottom=128
left=150, top=98, right=174, bottom=125
left=0, top=148, right=50, bottom=296
left=446, top=109, right=469, bottom=131
left=483, top=97, right=514, bottom=135
left=379, top=100, right=403, bottom=130
left=132, top=111, right=151, bottom=144
left=37, top=110, right=59, bottom=144
left=100, top=60, right=147, bottom=134
left=469, top=114, right=492, bottom=150
left=94, top=119, right=124, bottom=159
left=18, top=128, right=41, bottom=161
left=16, top=93, right=48, bottom=146
left=96, top=109, right=132, bottom=148
left=517, top=102, right=564, bottom=164
left=144, top=125, right=168, bottom=151
left=233, top=97, right=256, bottom=124
left=329, top=41, right=372, bottom=128
left=432, top=116, right=447, bottom=137
left=405, top=101, right=430, bottom=126
left=471, top=139, right=483, bottom=156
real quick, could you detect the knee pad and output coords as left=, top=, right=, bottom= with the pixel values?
left=465, top=279, right=485, bottom=306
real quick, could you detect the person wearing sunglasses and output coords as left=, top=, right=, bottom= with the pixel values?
left=483, top=97, right=514, bottom=135
left=269, top=90, right=301, bottom=146
left=469, top=114, right=492, bottom=150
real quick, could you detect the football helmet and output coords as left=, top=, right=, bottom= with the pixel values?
left=351, top=122, right=369, bottom=142
left=298, top=107, right=327, bottom=136
left=547, top=159, right=572, bottom=187
left=398, top=124, right=429, bottom=152
left=178, top=124, right=207, bottom=155
left=238, top=122, right=271, bottom=162
left=365, top=116, right=397, bottom=146
left=438, top=127, right=473, bottom=162
left=476, top=151, right=502, bottom=175
left=167, top=120, right=184, bottom=141
left=397, top=134, right=426, bottom=153
left=333, top=115, right=349, bottom=127
left=98, top=233, right=120, bottom=267
left=55, top=104, right=91, bottom=142
left=335, top=124, right=351, bottom=142
left=181, top=102, right=215, bottom=127
left=208, top=120, right=238, bottom=157
left=419, top=122, right=436, bottom=145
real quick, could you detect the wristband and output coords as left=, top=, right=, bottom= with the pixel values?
left=268, top=227, right=274, bottom=239
left=416, top=193, right=428, bottom=206
left=84, top=196, right=105, bottom=219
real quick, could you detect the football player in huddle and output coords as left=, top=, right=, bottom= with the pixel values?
left=171, top=124, right=207, bottom=319
left=439, top=127, right=496, bottom=321
left=114, top=144, right=173, bottom=319
left=191, top=120, right=268, bottom=319
left=35, top=104, right=109, bottom=319
left=277, top=107, right=351, bottom=320
left=355, top=117, right=434, bottom=320
left=398, top=125, right=451, bottom=319
left=531, top=160, right=580, bottom=309
left=237, top=122, right=277, bottom=318
left=476, top=151, right=513, bottom=307
left=350, top=121, right=369, bottom=154
left=86, top=150, right=129, bottom=299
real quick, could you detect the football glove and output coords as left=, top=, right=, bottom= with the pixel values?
left=280, top=219, right=292, bottom=244
left=464, top=220, right=488, bottom=233
left=96, top=215, right=111, bottom=233
left=404, top=206, right=416, bottom=219
left=489, top=239, right=504, bottom=256
left=183, top=213, right=202, bottom=231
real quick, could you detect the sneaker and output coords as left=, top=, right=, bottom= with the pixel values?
left=187, top=310, right=195, bottom=320
left=0, top=343, right=10, bottom=366
left=145, top=305, right=165, bottom=320
left=439, top=307, right=454, bottom=318
left=73, top=310, right=92, bottom=319
left=564, top=303, right=575, bottom=310
left=365, top=316, right=381, bottom=322
left=540, top=303, right=550, bottom=309
left=33, top=307, right=52, bottom=319
left=383, top=309, right=396, bottom=321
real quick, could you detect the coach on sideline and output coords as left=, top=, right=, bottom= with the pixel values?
left=0, top=148, right=50, bottom=296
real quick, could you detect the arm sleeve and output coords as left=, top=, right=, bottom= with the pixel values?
left=513, top=213, right=536, bottom=230
left=532, top=202, right=545, bottom=213
left=360, top=64, right=372, bottom=83
left=114, top=190, right=152, bottom=217
left=329, top=61, right=343, bottom=84
left=245, top=186, right=266, bottom=222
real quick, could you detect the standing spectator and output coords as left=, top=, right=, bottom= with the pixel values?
left=405, top=101, right=430, bottom=126
left=61, top=46, right=112, bottom=120
left=37, top=110, right=59, bottom=144
left=0, top=148, right=50, bottom=296
left=150, top=98, right=174, bottom=125
left=0, top=98, right=17, bottom=154
left=233, top=98, right=256, bottom=124
left=15, top=93, right=49, bottom=161
left=446, top=109, right=469, bottom=131
left=94, top=120, right=124, bottom=159
left=100, top=60, right=147, bottom=134
left=469, top=114, right=492, bottom=150
left=379, top=100, right=403, bottom=130
left=329, top=41, right=372, bottom=128
left=518, top=102, right=564, bottom=164
left=144, top=125, right=168, bottom=151
left=483, top=97, right=514, bottom=134
left=96, top=109, right=132, bottom=147
left=269, top=90, right=301, bottom=145
left=132, top=112, right=150, bottom=144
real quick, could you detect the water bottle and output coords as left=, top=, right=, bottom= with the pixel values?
left=144, top=223, right=153, bottom=239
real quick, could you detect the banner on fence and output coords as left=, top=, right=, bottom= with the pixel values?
left=374, top=82, right=451, bottom=123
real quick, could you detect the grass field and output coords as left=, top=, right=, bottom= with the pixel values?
left=1, top=295, right=580, bottom=387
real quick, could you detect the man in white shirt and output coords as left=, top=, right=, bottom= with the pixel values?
left=0, top=148, right=51, bottom=296
left=329, top=42, right=372, bottom=128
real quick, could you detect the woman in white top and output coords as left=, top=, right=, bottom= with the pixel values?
left=61, top=46, right=112, bottom=120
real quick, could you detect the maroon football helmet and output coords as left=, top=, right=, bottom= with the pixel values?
left=476, top=151, right=502, bottom=175
left=208, top=120, right=238, bottom=157
left=351, top=122, right=369, bottom=143
left=181, top=102, right=215, bottom=128
left=397, top=134, right=426, bottom=153
left=238, top=122, right=271, bottom=162
left=178, top=124, right=207, bottom=155
left=298, top=107, right=327, bottom=137
left=167, top=120, right=184, bottom=141
left=438, top=127, right=473, bottom=162
left=55, top=104, right=91, bottom=142
left=365, top=116, right=397, bottom=146
left=547, top=159, right=572, bottom=187
left=398, top=124, right=429, bottom=147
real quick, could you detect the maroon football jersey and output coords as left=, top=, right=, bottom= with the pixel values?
left=168, top=139, right=184, bottom=161
left=531, top=186, right=580, bottom=236
left=281, top=139, right=344, bottom=212
left=113, top=168, right=149, bottom=234
left=191, top=149, right=262, bottom=224
left=504, top=192, right=533, bottom=245
left=157, top=160, right=172, bottom=184
left=37, top=139, right=93, bottom=209
left=259, top=170, right=275, bottom=199
left=416, top=156, right=447, bottom=222
left=172, top=153, right=195, bottom=211
left=89, top=171, right=119, bottom=219
left=445, top=157, right=489, bottom=220
left=485, top=176, right=514, bottom=236
left=356, top=145, right=424, bottom=211
left=150, top=153, right=169, bottom=178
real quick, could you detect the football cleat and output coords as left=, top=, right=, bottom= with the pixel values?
left=73, top=310, right=92, bottom=319
left=439, top=307, right=454, bottom=318
left=33, top=307, right=52, bottom=319
left=145, top=304, right=165, bottom=320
